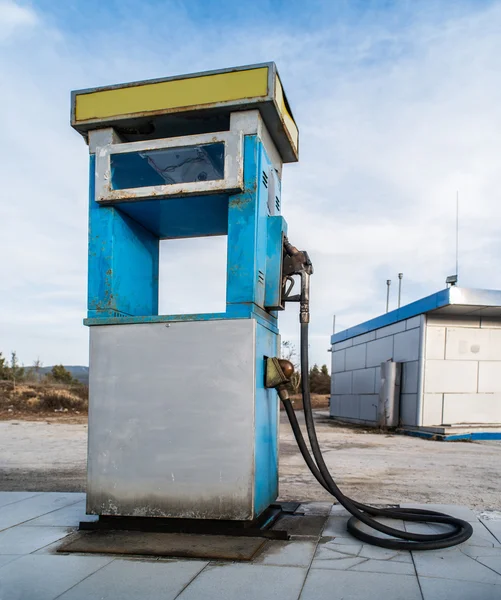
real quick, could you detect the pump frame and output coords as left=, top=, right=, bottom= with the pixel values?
left=95, top=127, right=243, bottom=203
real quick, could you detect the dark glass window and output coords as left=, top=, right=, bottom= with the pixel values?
left=111, top=142, right=225, bottom=190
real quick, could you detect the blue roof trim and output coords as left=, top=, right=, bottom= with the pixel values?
left=331, top=288, right=451, bottom=344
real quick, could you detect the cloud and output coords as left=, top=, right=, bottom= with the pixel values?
left=0, top=0, right=37, bottom=41
left=1, top=0, right=501, bottom=368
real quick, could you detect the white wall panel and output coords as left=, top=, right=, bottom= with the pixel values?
left=446, top=328, right=501, bottom=361
left=345, top=344, right=366, bottom=370
left=338, top=395, right=359, bottom=419
left=425, top=327, right=445, bottom=360
left=374, top=366, right=382, bottom=393
left=406, top=316, right=422, bottom=330
left=443, top=394, right=501, bottom=424
left=375, top=321, right=406, bottom=339
left=352, top=368, right=376, bottom=394
left=352, top=331, right=376, bottom=346
left=425, top=360, right=478, bottom=393
left=333, top=338, right=353, bottom=351
left=359, top=395, right=379, bottom=421
left=400, top=394, right=418, bottom=426
left=422, top=394, right=443, bottom=426
left=366, top=336, right=394, bottom=368
left=332, top=348, right=346, bottom=373
left=329, top=395, right=340, bottom=416
left=478, top=361, right=501, bottom=393
left=393, top=328, right=420, bottom=362
left=333, top=371, right=352, bottom=394
left=402, top=361, right=419, bottom=394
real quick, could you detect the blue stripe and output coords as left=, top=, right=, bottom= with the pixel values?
left=331, top=288, right=451, bottom=344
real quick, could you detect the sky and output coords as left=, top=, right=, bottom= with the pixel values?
left=1, top=0, right=501, bottom=369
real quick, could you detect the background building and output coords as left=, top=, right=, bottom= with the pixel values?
left=330, top=287, right=501, bottom=438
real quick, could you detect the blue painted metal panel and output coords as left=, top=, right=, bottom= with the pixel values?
left=88, top=133, right=283, bottom=327
left=88, top=155, right=159, bottom=317
left=265, top=216, right=287, bottom=309
left=331, top=288, right=452, bottom=344
left=253, top=322, right=279, bottom=515
left=226, top=135, right=260, bottom=307
left=254, top=142, right=271, bottom=309
left=114, top=194, right=229, bottom=239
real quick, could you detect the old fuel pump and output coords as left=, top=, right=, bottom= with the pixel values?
left=72, top=63, right=297, bottom=522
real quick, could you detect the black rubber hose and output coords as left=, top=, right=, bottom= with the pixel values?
left=283, top=321, right=473, bottom=551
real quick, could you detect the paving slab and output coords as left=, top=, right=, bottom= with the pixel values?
left=0, top=492, right=42, bottom=509
left=253, top=539, right=317, bottom=567
left=0, top=525, right=71, bottom=554
left=0, top=555, right=22, bottom=569
left=419, top=576, right=501, bottom=600
left=479, top=515, right=501, bottom=544
left=0, top=493, right=82, bottom=531
left=0, top=554, right=113, bottom=600
left=300, top=569, right=422, bottom=600
left=22, top=501, right=98, bottom=527
left=176, top=563, right=307, bottom=600
left=311, top=539, right=414, bottom=575
left=412, top=546, right=501, bottom=585
left=57, top=558, right=208, bottom=600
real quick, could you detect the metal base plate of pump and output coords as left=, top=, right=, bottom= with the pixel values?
left=58, top=503, right=300, bottom=561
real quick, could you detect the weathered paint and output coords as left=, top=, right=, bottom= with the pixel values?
left=75, top=66, right=269, bottom=122
left=253, top=322, right=280, bottom=515
left=71, top=63, right=299, bottom=163
left=88, top=155, right=159, bottom=317
left=94, top=128, right=243, bottom=203
left=114, top=194, right=229, bottom=239
left=226, top=134, right=273, bottom=311
left=265, top=216, right=287, bottom=310
left=84, top=304, right=279, bottom=335
left=274, top=75, right=299, bottom=153
left=88, top=130, right=283, bottom=327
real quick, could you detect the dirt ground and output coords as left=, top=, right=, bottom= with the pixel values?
left=0, top=412, right=500, bottom=510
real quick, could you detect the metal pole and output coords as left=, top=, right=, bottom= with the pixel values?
left=397, top=273, right=403, bottom=308
left=386, top=280, right=391, bottom=313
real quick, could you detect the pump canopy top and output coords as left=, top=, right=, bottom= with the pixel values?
left=71, top=62, right=298, bottom=163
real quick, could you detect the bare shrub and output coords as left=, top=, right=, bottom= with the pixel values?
left=0, top=381, right=88, bottom=414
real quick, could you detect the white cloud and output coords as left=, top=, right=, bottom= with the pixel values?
left=1, top=1, right=501, bottom=368
left=0, top=0, right=37, bottom=41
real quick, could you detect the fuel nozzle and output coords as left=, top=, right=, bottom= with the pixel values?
left=264, top=357, right=295, bottom=401
left=282, top=237, right=313, bottom=324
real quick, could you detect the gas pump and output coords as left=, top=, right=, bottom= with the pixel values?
left=71, top=63, right=472, bottom=550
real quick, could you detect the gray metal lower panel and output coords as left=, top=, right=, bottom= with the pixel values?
left=87, top=319, right=257, bottom=520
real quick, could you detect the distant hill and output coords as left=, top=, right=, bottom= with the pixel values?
left=28, top=366, right=89, bottom=385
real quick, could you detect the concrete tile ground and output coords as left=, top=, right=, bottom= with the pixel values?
left=0, top=493, right=501, bottom=599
